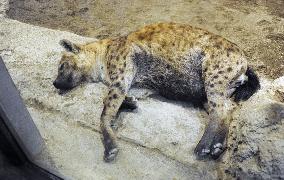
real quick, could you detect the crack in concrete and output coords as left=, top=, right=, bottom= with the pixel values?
left=75, top=120, right=193, bottom=169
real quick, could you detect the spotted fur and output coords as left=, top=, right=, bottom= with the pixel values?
left=53, top=22, right=260, bottom=162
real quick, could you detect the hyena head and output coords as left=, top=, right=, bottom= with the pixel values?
left=53, top=39, right=94, bottom=90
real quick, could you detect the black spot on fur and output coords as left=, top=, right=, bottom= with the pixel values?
left=209, top=101, right=216, bottom=107
left=232, top=67, right=260, bottom=102
left=227, top=67, right=233, bottom=72
left=227, top=47, right=234, bottom=53
left=119, top=68, right=124, bottom=74
left=210, top=84, right=214, bottom=88
left=213, top=64, right=219, bottom=69
left=113, top=94, right=118, bottom=99
left=113, top=82, right=121, bottom=87
left=213, top=75, right=219, bottom=79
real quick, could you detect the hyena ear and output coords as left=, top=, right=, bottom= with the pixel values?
left=59, top=39, right=81, bottom=54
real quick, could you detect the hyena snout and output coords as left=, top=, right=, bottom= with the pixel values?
left=53, top=77, right=74, bottom=90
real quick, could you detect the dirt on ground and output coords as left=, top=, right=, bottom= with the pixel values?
left=7, top=0, right=284, bottom=78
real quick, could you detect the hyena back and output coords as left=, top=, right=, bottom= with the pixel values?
left=53, top=22, right=260, bottom=162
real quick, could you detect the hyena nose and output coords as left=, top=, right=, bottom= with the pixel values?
left=53, top=80, right=58, bottom=88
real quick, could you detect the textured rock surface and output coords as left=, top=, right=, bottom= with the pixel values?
left=220, top=78, right=284, bottom=179
left=0, top=15, right=283, bottom=180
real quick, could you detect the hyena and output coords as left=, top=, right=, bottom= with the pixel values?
left=53, top=22, right=260, bottom=162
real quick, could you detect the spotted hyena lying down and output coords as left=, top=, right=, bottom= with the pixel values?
left=53, top=22, right=260, bottom=162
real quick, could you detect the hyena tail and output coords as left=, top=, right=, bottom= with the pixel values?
left=233, top=67, right=260, bottom=102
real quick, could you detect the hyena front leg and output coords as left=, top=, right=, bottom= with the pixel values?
left=101, top=84, right=127, bottom=162
left=110, top=96, right=137, bottom=131
left=195, top=60, right=246, bottom=160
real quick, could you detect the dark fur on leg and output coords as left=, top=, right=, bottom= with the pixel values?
left=194, top=120, right=228, bottom=160
left=102, top=128, right=119, bottom=162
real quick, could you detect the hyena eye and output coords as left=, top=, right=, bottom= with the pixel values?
left=59, top=62, right=68, bottom=71
left=59, top=64, right=64, bottom=71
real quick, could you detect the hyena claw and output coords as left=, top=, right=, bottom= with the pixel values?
left=211, top=143, right=225, bottom=159
left=104, top=147, right=119, bottom=162
left=194, top=139, right=226, bottom=160
left=194, top=123, right=228, bottom=160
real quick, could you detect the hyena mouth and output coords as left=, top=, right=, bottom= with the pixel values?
left=54, top=82, right=84, bottom=95
left=53, top=82, right=74, bottom=95
left=58, top=89, right=72, bottom=95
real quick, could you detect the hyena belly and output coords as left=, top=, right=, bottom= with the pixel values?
left=132, top=49, right=207, bottom=106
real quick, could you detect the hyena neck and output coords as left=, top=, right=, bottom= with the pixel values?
left=86, top=41, right=111, bottom=86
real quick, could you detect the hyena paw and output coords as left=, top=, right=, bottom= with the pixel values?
left=104, top=147, right=119, bottom=163
left=120, top=96, right=138, bottom=111
left=194, top=132, right=226, bottom=160
left=211, top=143, right=225, bottom=159
left=194, top=141, right=211, bottom=159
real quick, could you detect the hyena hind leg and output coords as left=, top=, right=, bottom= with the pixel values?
left=118, top=87, right=157, bottom=113
left=194, top=111, right=229, bottom=160
left=194, top=55, right=247, bottom=160
left=117, top=88, right=157, bottom=113
left=195, top=77, right=236, bottom=159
